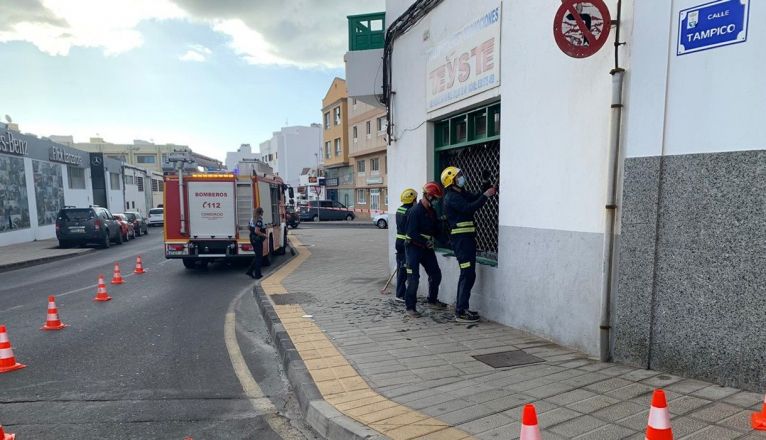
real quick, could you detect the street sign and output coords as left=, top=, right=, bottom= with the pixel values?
left=677, top=0, right=749, bottom=56
left=553, top=0, right=611, bottom=58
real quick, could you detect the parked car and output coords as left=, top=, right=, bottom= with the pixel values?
left=147, top=207, right=164, bottom=226
left=55, top=206, right=123, bottom=248
left=113, top=214, right=136, bottom=241
left=372, top=212, right=388, bottom=229
left=286, top=206, right=300, bottom=229
left=124, top=211, right=148, bottom=236
left=298, top=200, right=355, bottom=222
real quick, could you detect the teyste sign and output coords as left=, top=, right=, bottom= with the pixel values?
left=427, top=4, right=501, bottom=111
left=0, top=131, right=28, bottom=156
left=49, top=146, right=83, bottom=166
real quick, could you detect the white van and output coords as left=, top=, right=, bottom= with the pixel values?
left=147, top=207, right=164, bottom=226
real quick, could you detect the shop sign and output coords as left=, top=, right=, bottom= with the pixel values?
left=49, top=146, right=83, bottom=166
left=0, top=131, right=28, bottom=156
left=427, top=3, right=501, bottom=111
left=325, top=177, right=339, bottom=187
left=366, top=177, right=384, bottom=185
left=677, top=0, right=749, bottom=56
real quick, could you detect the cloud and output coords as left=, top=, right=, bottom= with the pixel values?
left=179, top=44, right=212, bottom=62
left=0, top=0, right=185, bottom=56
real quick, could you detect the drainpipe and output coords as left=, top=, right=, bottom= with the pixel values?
left=600, top=0, right=625, bottom=362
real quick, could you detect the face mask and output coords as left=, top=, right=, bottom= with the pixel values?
left=456, top=176, right=466, bottom=188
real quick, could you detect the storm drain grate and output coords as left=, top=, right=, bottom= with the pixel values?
left=472, top=350, right=545, bottom=368
left=270, top=292, right=314, bottom=305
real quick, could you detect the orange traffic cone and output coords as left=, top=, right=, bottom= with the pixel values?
left=134, top=256, right=146, bottom=274
left=94, top=275, right=112, bottom=302
left=0, top=325, right=26, bottom=374
left=41, top=295, right=68, bottom=330
left=751, top=393, right=766, bottom=430
left=646, top=389, right=673, bottom=440
left=111, top=263, right=124, bottom=285
left=0, top=424, right=15, bottom=440
left=520, top=404, right=542, bottom=440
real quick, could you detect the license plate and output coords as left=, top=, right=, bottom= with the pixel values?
left=167, top=250, right=186, bottom=256
left=69, top=227, right=85, bottom=233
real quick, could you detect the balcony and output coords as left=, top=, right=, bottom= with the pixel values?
left=345, top=12, right=385, bottom=107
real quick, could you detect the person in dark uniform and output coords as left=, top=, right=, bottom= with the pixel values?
left=246, top=207, right=268, bottom=279
left=441, top=166, right=496, bottom=323
left=403, top=182, right=447, bottom=318
left=394, top=188, right=418, bottom=303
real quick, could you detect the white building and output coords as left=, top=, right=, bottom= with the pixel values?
left=258, top=124, right=322, bottom=188
left=225, top=144, right=259, bottom=171
left=362, top=0, right=766, bottom=391
left=122, top=165, right=163, bottom=214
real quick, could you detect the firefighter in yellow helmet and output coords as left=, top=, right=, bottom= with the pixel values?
left=394, top=188, right=417, bottom=302
left=441, top=166, right=496, bottom=322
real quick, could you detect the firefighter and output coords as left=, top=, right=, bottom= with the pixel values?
left=245, top=207, right=268, bottom=279
left=403, top=182, right=447, bottom=317
left=394, top=188, right=418, bottom=303
left=441, top=166, right=496, bottom=322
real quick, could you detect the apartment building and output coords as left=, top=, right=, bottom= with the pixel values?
left=321, top=77, right=354, bottom=207
left=348, top=98, right=388, bottom=217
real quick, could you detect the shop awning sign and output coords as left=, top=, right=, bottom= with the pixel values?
left=553, top=0, right=611, bottom=58
left=677, top=0, right=749, bottom=56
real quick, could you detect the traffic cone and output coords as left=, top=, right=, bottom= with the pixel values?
left=134, top=256, right=146, bottom=274
left=645, top=389, right=673, bottom=440
left=520, top=404, right=542, bottom=440
left=41, top=295, right=68, bottom=331
left=750, top=393, right=766, bottom=430
left=94, top=275, right=112, bottom=302
left=111, top=262, right=124, bottom=285
left=0, top=424, right=15, bottom=440
left=0, top=325, right=26, bottom=374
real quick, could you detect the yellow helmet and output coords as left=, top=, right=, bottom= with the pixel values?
left=400, top=188, right=417, bottom=204
left=440, top=166, right=461, bottom=188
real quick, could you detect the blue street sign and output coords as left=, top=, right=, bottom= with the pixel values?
left=678, top=0, right=749, bottom=55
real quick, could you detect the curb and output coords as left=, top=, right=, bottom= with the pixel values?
left=0, top=248, right=95, bottom=273
left=253, top=284, right=387, bottom=440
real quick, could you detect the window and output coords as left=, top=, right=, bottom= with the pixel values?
left=125, top=175, right=134, bottom=185
left=110, top=172, right=121, bottom=190
left=353, top=125, right=358, bottom=142
left=333, top=107, right=341, bottom=125
left=370, top=189, right=380, bottom=211
left=324, top=141, right=331, bottom=159
left=126, top=202, right=130, bottom=210
left=136, top=176, right=144, bottom=192
left=151, top=179, right=159, bottom=192
left=131, top=201, right=135, bottom=209
left=334, top=138, right=342, bottom=156
left=377, top=117, right=386, bottom=132
left=67, top=166, right=86, bottom=189
left=136, top=155, right=156, bottom=164
left=370, top=157, right=380, bottom=175
left=357, top=189, right=366, bottom=204
left=366, top=121, right=371, bottom=137
left=357, top=160, right=365, bottom=174
left=324, top=112, right=330, bottom=129
left=158, top=180, right=164, bottom=192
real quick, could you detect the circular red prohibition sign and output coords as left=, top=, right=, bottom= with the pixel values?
left=553, top=0, right=611, bottom=58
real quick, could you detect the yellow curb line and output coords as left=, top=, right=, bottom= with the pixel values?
left=262, top=235, right=474, bottom=440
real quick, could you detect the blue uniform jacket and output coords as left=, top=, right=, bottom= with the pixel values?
left=443, top=189, right=487, bottom=236
left=405, top=201, right=439, bottom=248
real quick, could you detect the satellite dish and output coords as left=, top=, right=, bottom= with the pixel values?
left=4, top=115, right=11, bottom=123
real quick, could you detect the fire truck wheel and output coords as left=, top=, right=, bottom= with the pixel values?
left=182, top=258, right=196, bottom=269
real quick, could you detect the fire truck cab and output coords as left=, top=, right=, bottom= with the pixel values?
left=163, top=169, right=287, bottom=269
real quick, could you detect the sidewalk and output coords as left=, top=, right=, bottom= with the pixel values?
left=256, top=227, right=766, bottom=439
left=0, top=239, right=93, bottom=272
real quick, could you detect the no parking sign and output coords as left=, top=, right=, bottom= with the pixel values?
left=553, top=0, right=612, bottom=58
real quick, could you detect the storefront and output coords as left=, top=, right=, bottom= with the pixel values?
left=0, top=124, right=125, bottom=246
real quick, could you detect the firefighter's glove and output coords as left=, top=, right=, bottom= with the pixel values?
left=483, top=186, right=497, bottom=198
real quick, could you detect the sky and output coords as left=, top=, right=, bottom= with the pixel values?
left=0, top=0, right=385, bottom=161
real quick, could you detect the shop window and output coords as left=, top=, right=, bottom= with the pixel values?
left=68, top=166, right=86, bottom=189
left=435, top=102, right=500, bottom=151
left=110, top=172, right=121, bottom=190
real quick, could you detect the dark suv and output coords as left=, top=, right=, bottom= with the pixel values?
left=298, top=200, right=356, bottom=222
left=55, top=206, right=123, bottom=248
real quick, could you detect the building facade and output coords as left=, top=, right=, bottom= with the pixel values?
left=348, top=98, right=388, bottom=217
left=258, top=124, right=322, bottom=189
left=368, top=0, right=766, bottom=392
left=225, top=144, right=259, bottom=171
left=0, top=124, right=125, bottom=246
left=321, top=78, right=354, bottom=206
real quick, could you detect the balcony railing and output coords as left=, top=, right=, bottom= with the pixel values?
left=348, top=12, right=385, bottom=51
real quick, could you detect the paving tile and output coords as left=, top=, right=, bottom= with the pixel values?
left=438, top=404, right=503, bottom=425
left=591, top=400, right=646, bottom=422
left=564, top=395, right=622, bottom=414
left=688, top=402, right=742, bottom=423
left=525, top=382, right=577, bottom=399
left=420, top=399, right=474, bottom=417
left=668, top=395, right=712, bottom=416
left=456, top=413, right=514, bottom=435
left=548, top=414, right=609, bottom=438
left=678, top=425, right=743, bottom=439
left=666, top=379, right=714, bottom=395
left=724, top=391, right=764, bottom=409
left=474, top=422, right=521, bottom=440
left=691, top=385, right=741, bottom=401
left=571, top=423, right=637, bottom=439
left=604, top=382, right=655, bottom=401
left=584, top=377, right=634, bottom=394
left=545, top=388, right=599, bottom=406
left=716, top=409, right=752, bottom=432
left=534, top=406, right=583, bottom=426
left=620, top=368, right=661, bottom=382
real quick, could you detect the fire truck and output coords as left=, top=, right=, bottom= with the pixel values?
left=163, top=166, right=289, bottom=269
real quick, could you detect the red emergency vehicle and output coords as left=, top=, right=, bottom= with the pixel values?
left=163, top=170, right=287, bottom=269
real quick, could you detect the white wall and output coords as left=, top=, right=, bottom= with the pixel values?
left=62, top=166, right=93, bottom=208
left=624, top=0, right=764, bottom=158
left=281, top=125, right=322, bottom=188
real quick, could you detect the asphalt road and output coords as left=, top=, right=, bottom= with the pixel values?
left=0, top=231, right=317, bottom=440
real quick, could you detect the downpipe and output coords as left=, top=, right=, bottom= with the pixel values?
left=600, top=68, right=625, bottom=362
